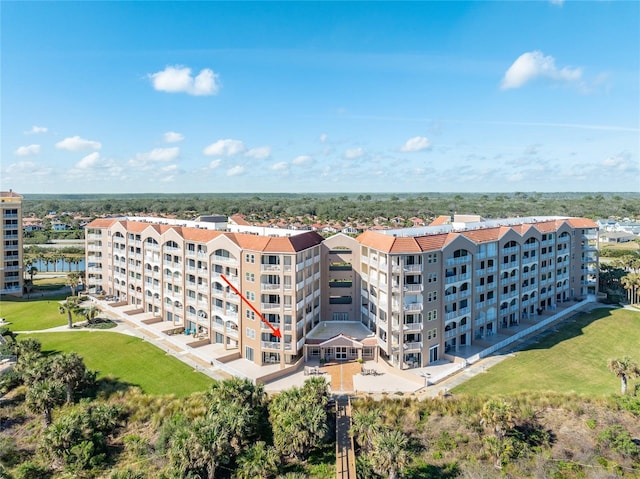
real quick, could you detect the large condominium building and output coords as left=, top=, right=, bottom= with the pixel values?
left=1, top=190, right=23, bottom=296
left=85, top=214, right=598, bottom=370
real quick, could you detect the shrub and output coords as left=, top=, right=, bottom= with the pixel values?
left=597, top=425, right=640, bottom=458
left=13, top=461, right=51, bottom=479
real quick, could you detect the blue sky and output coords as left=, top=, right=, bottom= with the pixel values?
left=2, top=1, right=638, bottom=194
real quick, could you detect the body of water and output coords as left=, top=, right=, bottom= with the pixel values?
left=31, top=258, right=85, bottom=272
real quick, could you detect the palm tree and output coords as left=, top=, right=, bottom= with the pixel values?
left=50, top=352, right=88, bottom=403
left=351, top=408, right=383, bottom=453
left=480, top=399, right=517, bottom=468
left=59, top=297, right=82, bottom=329
left=25, top=379, right=65, bottom=425
left=83, top=305, right=99, bottom=325
left=235, top=441, right=279, bottom=479
left=369, top=429, right=409, bottom=479
left=66, top=271, right=82, bottom=296
left=621, top=273, right=640, bottom=305
left=608, top=356, right=640, bottom=395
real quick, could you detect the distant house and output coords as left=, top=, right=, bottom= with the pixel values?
left=51, top=221, right=70, bottom=231
left=600, top=232, right=637, bottom=244
left=341, top=226, right=360, bottom=234
left=616, top=221, right=640, bottom=235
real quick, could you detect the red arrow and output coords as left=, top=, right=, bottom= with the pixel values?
left=220, top=274, right=282, bottom=338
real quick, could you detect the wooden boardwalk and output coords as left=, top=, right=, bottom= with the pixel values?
left=335, top=395, right=357, bottom=479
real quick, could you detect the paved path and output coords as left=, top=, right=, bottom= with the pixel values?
left=335, top=395, right=356, bottom=479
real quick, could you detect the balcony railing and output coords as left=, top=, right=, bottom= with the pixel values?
left=403, top=341, right=422, bottom=351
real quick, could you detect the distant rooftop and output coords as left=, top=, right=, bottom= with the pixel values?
left=381, top=215, right=570, bottom=238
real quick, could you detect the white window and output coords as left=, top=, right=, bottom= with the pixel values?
left=246, top=328, right=256, bottom=339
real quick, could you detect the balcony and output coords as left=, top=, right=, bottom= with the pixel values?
left=403, top=284, right=423, bottom=293
left=445, top=256, right=471, bottom=266
left=261, top=302, right=281, bottom=310
left=403, top=341, right=422, bottom=351
left=261, top=263, right=281, bottom=272
left=404, top=264, right=423, bottom=273
left=403, top=322, right=423, bottom=331
left=501, top=261, right=519, bottom=270
left=261, top=283, right=281, bottom=291
left=403, top=303, right=423, bottom=312
left=445, top=306, right=470, bottom=321
left=445, top=272, right=471, bottom=285
left=212, top=255, right=238, bottom=265
left=261, top=341, right=292, bottom=351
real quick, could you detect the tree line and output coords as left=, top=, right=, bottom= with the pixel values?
left=21, top=192, right=640, bottom=224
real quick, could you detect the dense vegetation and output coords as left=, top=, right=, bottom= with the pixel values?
left=21, top=192, right=640, bottom=224
left=1, top=338, right=335, bottom=478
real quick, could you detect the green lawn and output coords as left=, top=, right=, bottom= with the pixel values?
left=24, top=331, right=215, bottom=397
left=453, top=307, right=640, bottom=396
left=0, top=294, right=70, bottom=330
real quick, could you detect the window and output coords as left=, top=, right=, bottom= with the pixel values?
left=245, top=272, right=255, bottom=282
left=427, top=310, right=437, bottom=321
left=427, top=253, right=437, bottom=263
left=427, top=329, right=437, bottom=340
left=246, top=291, right=255, bottom=301
left=245, top=254, right=255, bottom=263
left=428, top=272, right=437, bottom=283
left=246, top=310, right=255, bottom=320
left=246, top=328, right=256, bottom=339
left=427, top=291, right=437, bottom=302
left=245, top=347, right=254, bottom=361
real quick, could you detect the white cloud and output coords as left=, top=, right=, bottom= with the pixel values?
left=271, top=161, right=288, bottom=171
left=227, top=165, right=245, bottom=176
left=148, top=65, right=221, bottom=96
left=161, top=164, right=179, bottom=172
left=400, top=136, right=431, bottom=152
left=603, top=152, right=636, bottom=172
left=501, top=51, right=582, bottom=90
left=6, top=160, right=49, bottom=176
left=208, top=159, right=222, bottom=169
left=56, top=136, right=102, bottom=151
left=343, top=147, right=365, bottom=160
left=203, top=139, right=245, bottom=157
left=15, top=144, right=41, bottom=156
left=76, top=152, right=101, bottom=169
left=25, top=125, right=47, bottom=134
left=245, top=146, right=271, bottom=160
left=164, top=131, right=184, bottom=143
left=70, top=153, right=124, bottom=179
left=292, top=155, right=312, bottom=165
left=320, top=133, right=328, bottom=143
left=129, top=147, right=180, bottom=169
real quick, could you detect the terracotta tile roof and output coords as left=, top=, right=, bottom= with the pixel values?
left=414, top=234, right=448, bottom=251
left=229, top=214, right=250, bottom=226
left=356, top=231, right=397, bottom=252
left=430, top=215, right=451, bottom=226
left=87, top=218, right=118, bottom=228
left=442, top=232, right=461, bottom=246
left=532, top=221, right=559, bottom=233
left=0, top=191, right=22, bottom=198
left=389, top=237, right=422, bottom=253
left=566, top=218, right=598, bottom=228
left=460, top=227, right=502, bottom=243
